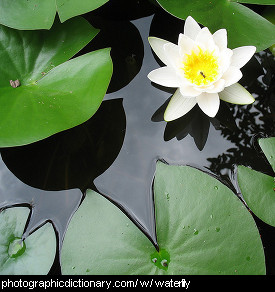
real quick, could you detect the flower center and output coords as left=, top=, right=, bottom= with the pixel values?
left=182, top=47, right=220, bottom=86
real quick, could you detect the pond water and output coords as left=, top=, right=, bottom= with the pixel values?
left=0, top=1, right=274, bottom=274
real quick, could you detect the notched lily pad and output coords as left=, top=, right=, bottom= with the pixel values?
left=0, top=206, right=56, bottom=275
left=0, top=17, right=113, bottom=147
left=154, top=162, right=265, bottom=275
left=61, top=162, right=265, bottom=275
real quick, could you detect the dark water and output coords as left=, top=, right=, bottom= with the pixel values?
left=0, top=1, right=274, bottom=274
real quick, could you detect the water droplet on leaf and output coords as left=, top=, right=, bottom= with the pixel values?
left=8, top=237, right=26, bottom=258
left=193, top=229, right=199, bottom=235
left=150, top=249, right=170, bottom=271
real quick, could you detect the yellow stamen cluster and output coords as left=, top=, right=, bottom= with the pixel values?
left=182, top=47, right=219, bottom=86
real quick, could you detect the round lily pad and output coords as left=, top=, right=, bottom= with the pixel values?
left=61, top=162, right=265, bottom=275
left=154, top=162, right=265, bottom=274
left=0, top=17, right=113, bottom=147
left=0, top=207, right=56, bottom=275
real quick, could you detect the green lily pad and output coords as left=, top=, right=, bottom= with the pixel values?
left=238, top=166, right=275, bottom=227
left=0, top=17, right=113, bottom=147
left=259, top=137, right=275, bottom=172
left=233, top=0, right=275, bottom=4
left=61, top=162, right=265, bottom=275
left=262, top=6, right=275, bottom=55
left=156, top=0, right=275, bottom=52
left=0, top=0, right=109, bottom=30
left=238, top=137, right=275, bottom=227
left=0, top=207, right=56, bottom=275
left=61, top=190, right=157, bottom=275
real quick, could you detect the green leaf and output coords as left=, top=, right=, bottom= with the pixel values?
left=0, top=207, right=56, bottom=275
left=57, top=0, right=109, bottom=23
left=262, top=6, right=275, bottom=55
left=61, top=163, right=265, bottom=275
left=238, top=166, right=275, bottom=227
left=237, top=137, right=275, bottom=227
left=259, top=137, right=275, bottom=172
left=232, top=0, right=275, bottom=4
left=156, top=0, right=275, bottom=51
left=0, top=18, right=113, bottom=147
left=61, top=190, right=156, bottom=275
left=0, top=17, right=99, bottom=87
left=0, top=0, right=109, bottom=30
left=0, top=0, right=56, bottom=30
left=154, top=162, right=265, bottom=275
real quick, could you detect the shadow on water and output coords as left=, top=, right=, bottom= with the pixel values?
left=0, top=1, right=275, bottom=274
left=1, top=99, right=126, bottom=192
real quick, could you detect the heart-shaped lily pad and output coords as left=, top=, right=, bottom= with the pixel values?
left=0, top=206, right=56, bottom=275
left=238, top=137, right=275, bottom=227
left=156, top=0, right=275, bottom=51
left=0, top=17, right=113, bottom=147
left=61, top=162, right=265, bottom=275
left=0, top=0, right=109, bottom=30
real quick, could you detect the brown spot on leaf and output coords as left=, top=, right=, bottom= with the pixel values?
left=10, top=79, right=20, bottom=88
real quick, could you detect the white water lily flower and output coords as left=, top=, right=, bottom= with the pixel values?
left=148, top=16, right=256, bottom=121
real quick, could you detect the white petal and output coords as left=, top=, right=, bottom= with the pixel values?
left=178, top=33, right=196, bottom=56
left=222, top=66, right=242, bottom=87
left=148, top=66, right=181, bottom=88
left=197, top=92, right=220, bottom=117
left=195, top=27, right=215, bottom=51
left=163, top=42, right=181, bottom=68
left=219, top=48, right=233, bottom=73
left=218, top=83, right=255, bottom=105
left=148, top=37, right=173, bottom=66
left=205, top=79, right=226, bottom=93
left=179, top=84, right=201, bottom=97
left=164, top=89, right=197, bottom=121
left=184, top=16, right=202, bottom=41
left=213, top=29, right=227, bottom=51
left=231, top=46, right=256, bottom=69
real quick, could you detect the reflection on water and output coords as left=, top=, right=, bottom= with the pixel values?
left=0, top=3, right=274, bottom=274
left=208, top=51, right=275, bottom=178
